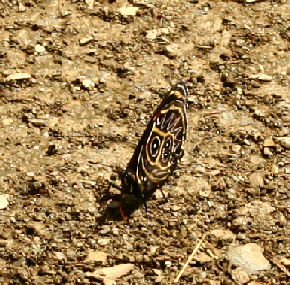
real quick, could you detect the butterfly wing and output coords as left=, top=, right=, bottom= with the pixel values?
left=121, top=81, right=188, bottom=199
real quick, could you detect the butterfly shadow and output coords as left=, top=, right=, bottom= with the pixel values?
left=95, top=183, right=146, bottom=226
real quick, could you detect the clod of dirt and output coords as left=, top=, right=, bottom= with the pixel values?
left=98, top=238, right=111, bottom=246
left=228, top=243, right=271, bottom=275
left=0, top=195, right=9, bottom=210
left=210, top=229, right=236, bottom=240
left=231, top=267, right=250, bottom=284
left=86, top=263, right=134, bottom=284
left=248, top=173, right=264, bottom=188
left=242, top=201, right=275, bottom=218
left=274, top=136, right=290, bottom=150
left=263, top=138, right=276, bottom=147
left=81, top=78, right=95, bottom=90
left=164, top=43, right=182, bottom=58
left=26, top=222, right=50, bottom=238
left=85, top=250, right=107, bottom=263
left=119, top=6, right=138, bottom=17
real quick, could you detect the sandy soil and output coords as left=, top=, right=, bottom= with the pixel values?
left=0, top=0, right=289, bottom=284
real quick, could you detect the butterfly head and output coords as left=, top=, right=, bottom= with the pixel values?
left=120, top=169, right=147, bottom=205
left=120, top=169, right=139, bottom=196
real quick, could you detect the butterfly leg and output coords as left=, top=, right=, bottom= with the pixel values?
left=141, top=195, right=148, bottom=220
left=143, top=199, right=148, bottom=212
left=110, top=181, right=122, bottom=191
left=109, top=182, right=128, bottom=222
left=119, top=196, right=128, bottom=223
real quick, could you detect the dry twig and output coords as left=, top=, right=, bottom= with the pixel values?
left=174, top=234, right=206, bottom=283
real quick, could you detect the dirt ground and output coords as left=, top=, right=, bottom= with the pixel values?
left=0, top=0, right=289, bottom=284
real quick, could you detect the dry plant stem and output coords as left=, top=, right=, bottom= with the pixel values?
left=174, top=234, right=206, bottom=283
left=272, top=257, right=290, bottom=277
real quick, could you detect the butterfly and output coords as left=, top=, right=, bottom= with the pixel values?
left=116, top=81, right=188, bottom=220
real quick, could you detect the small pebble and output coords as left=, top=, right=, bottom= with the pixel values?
left=79, top=36, right=94, bottom=45
left=164, top=261, right=171, bottom=267
left=231, top=267, right=249, bottom=284
left=6, top=73, right=31, bottom=81
left=263, top=147, right=272, bottom=156
left=35, top=44, right=46, bottom=53
left=119, top=6, right=138, bottom=17
left=248, top=173, right=264, bottom=188
left=98, top=238, right=111, bottom=246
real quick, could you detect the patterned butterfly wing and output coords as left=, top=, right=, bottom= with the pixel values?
left=121, top=81, right=188, bottom=201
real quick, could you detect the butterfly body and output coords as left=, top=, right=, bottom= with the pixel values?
left=120, top=82, right=188, bottom=206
